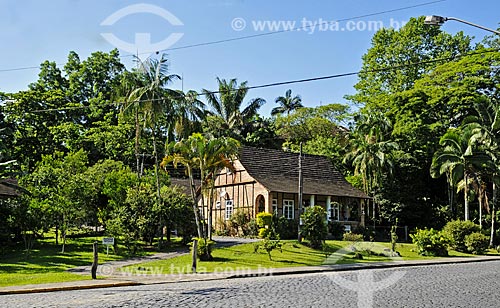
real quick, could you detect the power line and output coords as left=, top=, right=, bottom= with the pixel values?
left=0, top=0, right=446, bottom=73
left=128, top=0, right=447, bottom=57
left=25, top=48, right=499, bottom=114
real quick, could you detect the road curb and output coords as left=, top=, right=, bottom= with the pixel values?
left=225, top=256, right=500, bottom=279
left=0, top=281, right=140, bottom=296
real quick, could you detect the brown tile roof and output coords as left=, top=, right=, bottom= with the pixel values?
left=0, top=178, right=21, bottom=198
left=239, top=147, right=369, bottom=199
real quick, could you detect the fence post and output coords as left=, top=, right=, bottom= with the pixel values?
left=192, top=239, right=198, bottom=273
left=91, top=241, right=98, bottom=279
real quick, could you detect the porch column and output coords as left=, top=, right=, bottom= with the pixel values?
left=360, top=200, right=365, bottom=227
left=326, top=196, right=332, bottom=222
left=265, top=191, right=271, bottom=213
left=310, top=195, right=315, bottom=207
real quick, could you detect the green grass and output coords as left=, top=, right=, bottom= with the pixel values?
left=122, top=241, right=336, bottom=275
left=0, top=234, right=186, bottom=287
left=2, top=235, right=499, bottom=287
left=123, top=239, right=500, bottom=275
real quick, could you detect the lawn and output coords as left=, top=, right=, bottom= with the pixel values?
left=2, top=235, right=498, bottom=287
left=0, top=234, right=184, bottom=287
left=122, top=239, right=498, bottom=275
left=122, top=240, right=337, bottom=275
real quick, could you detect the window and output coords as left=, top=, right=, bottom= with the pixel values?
left=225, top=200, right=233, bottom=220
left=331, top=203, right=340, bottom=221
left=283, top=199, right=294, bottom=219
left=272, top=199, right=278, bottom=215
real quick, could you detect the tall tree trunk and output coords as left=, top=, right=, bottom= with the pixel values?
left=490, top=181, right=496, bottom=247
left=135, top=110, right=140, bottom=175
left=188, top=167, right=203, bottom=238
left=479, top=194, right=483, bottom=229
left=152, top=127, right=163, bottom=249
left=200, top=188, right=207, bottom=239
left=55, top=224, right=59, bottom=246
left=207, top=184, right=214, bottom=240
left=464, top=173, right=469, bottom=221
left=447, top=175, right=454, bottom=217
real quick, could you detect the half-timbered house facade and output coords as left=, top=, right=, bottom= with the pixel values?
left=211, top=146, right=370, bottom=232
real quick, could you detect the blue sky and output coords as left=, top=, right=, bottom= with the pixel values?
left=0, top=0, right=498, bottom=116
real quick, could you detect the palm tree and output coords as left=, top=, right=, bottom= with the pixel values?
left=344, top=113, right=398, bottom=195
left=203, top=137, right=239, bottom=239
left=344, top=135, right=398, bottom=195
left=463, top=97, right=500, bottom=243
left=431, top=126, right=492, bottom=221
left=202, top=78, right=265, bottom=139
left=271, top=89, right=303, bottom=116
left=119, top=54, right=180, bottom=247
left=163, top=135, right=204, bottom=238
left=170, top=90, right=206, bottom=141
left=163, top=134, right=240, bottom=241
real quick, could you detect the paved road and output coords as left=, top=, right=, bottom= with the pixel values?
left=4, top=261, right=500, bottom=307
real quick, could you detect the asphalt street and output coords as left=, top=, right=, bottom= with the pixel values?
left=3, top=260, right=500, bottom=308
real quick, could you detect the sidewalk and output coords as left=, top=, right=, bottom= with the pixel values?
left=2, top=255, right=500, bottom=295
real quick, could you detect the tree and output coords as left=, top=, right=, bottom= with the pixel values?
left=344, top=112, right=398, bottom=195
left=163, top=133, right=240, bottom=244
left=160, top=185, right=196, bottom=244
left=348, top=16, right=471, bottom=109
left=163, top=135, right=205, bottom=239
left=462, top=97, right=500, bottom=243
left=22, top=150, right=91, bottom=253
left=202, top=78, right=265, bottom=140
left=120, top=54, right=180, bottom=247
left=431, top=127, right=492, bottom=221
left=170, top=90, right=206, bottom=141
left=271, top=89, right=303, bottom=116
left=300, top=205, right=328, bottom=249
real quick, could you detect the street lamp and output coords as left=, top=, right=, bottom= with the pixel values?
left=425, top=15, right=500, bottom=35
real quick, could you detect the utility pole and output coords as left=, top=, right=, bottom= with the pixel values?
left=298, top=142, right=303, bottom=242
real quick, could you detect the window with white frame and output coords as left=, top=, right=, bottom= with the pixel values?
left=283, top=199, right=294, bottom=219
left=225, top=200, right=234, bottom=220
left=272, top=199, right=278, bottom=215
left=331, top=203, right=340, bottom=221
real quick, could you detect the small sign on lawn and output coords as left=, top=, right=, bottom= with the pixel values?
left=102, top=237, right=114, bottom=255
left=102, top=237, right=115, bottom=245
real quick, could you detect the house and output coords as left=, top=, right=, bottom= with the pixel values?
left=211, top=146, right=370, bottom=232
left=0, top=178, right=22, bottom=198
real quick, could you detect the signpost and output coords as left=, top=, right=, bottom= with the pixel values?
left=102, top=237, right=114, bottom=255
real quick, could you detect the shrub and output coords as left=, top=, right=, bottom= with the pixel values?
left=343, top=232, right=364, bottom=242
left=464, top=232, right=489, bottom=255
left=442, top=220, right=480, bottom=252
left=192, top=237, right=215, bottom=261
left=353, top=226, right=376, bottom=242
left=246, top=219, right=260, bottom=238
left=256, top=212, right=273, bottom=228
left=273, top=215, right=298, bottom=240
left=258, top=227, right=271, bottom=239
left=300, top=206, right=328, bottom=249
left=254, top=238, right=283, bottom=260
left=230, top=210, right=251, bottom=236
left=410, top=228, right=449, bottom=257
left=328, top=221, right=345, bottom=240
